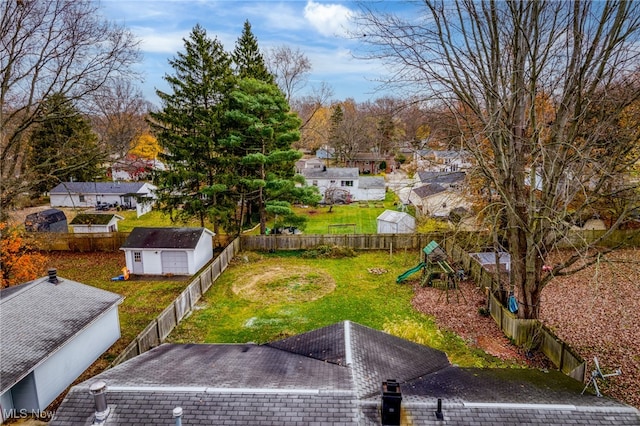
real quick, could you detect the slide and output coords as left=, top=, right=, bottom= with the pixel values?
left=396, top=262, right=426, bottom=283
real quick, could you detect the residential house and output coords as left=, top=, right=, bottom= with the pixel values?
left=49, top=182, right=156, bottom=217
left=51, top=321, right=640, bottom=425
left=345, top=152, right=396, bottom=174
left=377, top=210, right=416, bottom=234
left=0, top=271, right=122, bottom=424
left=120, top=227, right=214, bottom=276
left=315, top=146, right=335, bottom=160
left=415, top=150, right=474, bottom=172
left=409, top=172, right=471, bottom=218
left=301, top=167, right=385, bottom=202
left=69, top=213, right=124, bottom=233
left=295, top=157, right=325, bottom=174
left=109, top=156, right=165, bottom=182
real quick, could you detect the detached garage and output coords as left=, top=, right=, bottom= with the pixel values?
left=376, top=210, right=416, bottom=234
left=120, top=227, right=214, bottom=276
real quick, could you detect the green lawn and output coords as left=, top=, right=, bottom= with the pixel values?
left=167, top=250, right=517, bottom=369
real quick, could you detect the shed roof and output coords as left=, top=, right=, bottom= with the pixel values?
left=51, top=321, right=639, bottom=425
left=50, top=182, right=152, bottom=195
left=120, top=227, right=213, bottom=250
left=377, top=210, right=414, bottom=224
left=70, top=213, right=124, bottom=225
left=0, top=276, right=123, bottom=393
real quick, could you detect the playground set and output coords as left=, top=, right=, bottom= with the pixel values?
left=396, top=240, right=465, bottom=302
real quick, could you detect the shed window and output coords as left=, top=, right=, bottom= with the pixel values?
left=134, top=252, right=142, bottom=262
left=79, top=195, right=85, bottom=202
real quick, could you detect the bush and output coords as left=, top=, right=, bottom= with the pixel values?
left=301, top=245, right=356, bottom=259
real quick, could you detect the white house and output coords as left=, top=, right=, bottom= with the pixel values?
left=301, top=167, right=385, bottom=202
left=49, top=182, right=156, bottom=211
left=120, top=227, right=214, bottom=276
left=69, top=213, right=124, bottom=233
left=376, top=210, right=416, bottom=234
left=0, top=271, right=122, bottom=423
left=415, top=150, right=474, bottom=172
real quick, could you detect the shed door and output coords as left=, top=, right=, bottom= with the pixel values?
left=161, top=251, right=189, bottom=274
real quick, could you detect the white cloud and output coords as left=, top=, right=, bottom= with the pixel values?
left=304, top=1, right=353, bottom=38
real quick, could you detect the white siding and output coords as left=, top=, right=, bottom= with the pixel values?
left=32, top=307, right=120, bottom=410
left=193, top=232, right=214, bottom=273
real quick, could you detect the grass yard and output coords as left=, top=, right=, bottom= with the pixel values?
left=167, top=249, right=518, bottom=369
left=45, top=251, right=189, bottom=361
left=287, top=191, right=398, bottom=234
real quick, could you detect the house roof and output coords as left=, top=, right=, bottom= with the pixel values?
left=358, top=176, right=385, bottom=190
left=50, top=182, right=153, bottom=195
left=377, top=210, right=414, bottom=224
left=301, top=167, right=359, bottom=179
left=120, top=227, right=213, bottom=250
left=70, top=213, right=124, bottom=225
left=0, top=275, right=123, bottom=393
left=413, top=183, right=447, bottom=198
left=417, top=171, right=466, bottom=185
left=51, top=321, right=639, bottom=425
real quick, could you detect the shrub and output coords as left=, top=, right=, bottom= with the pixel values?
left=301, top=245, right=356, bottom=259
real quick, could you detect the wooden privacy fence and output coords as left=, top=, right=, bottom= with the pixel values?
left=29, top=229, right=639, bottom=252
left=241, top=233, right=446, bottom=251
left=110, top=238, right=241, bottom=366
left=31, top=231, right=130, bottom=252
left=444, top=240, right=586, bottom=382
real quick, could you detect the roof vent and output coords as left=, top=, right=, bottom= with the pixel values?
left=89, top=381, right=110, bottom=425
left=47, top=268, right=59, bottom=284
left=435, top=398, right=444, bottom=421
left=173, top=407, right=183, bottom=426
left=381, top=379, right=402, bottom=426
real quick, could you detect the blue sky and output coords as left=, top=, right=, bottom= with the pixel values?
left=99, top=0, right=410, bottom=107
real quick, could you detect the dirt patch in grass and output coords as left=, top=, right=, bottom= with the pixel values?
left=232, top=265, right=335, bottom=304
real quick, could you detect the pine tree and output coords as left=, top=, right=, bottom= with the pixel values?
left=220, top=78, right=320, bottom=234
left=28, top=93, right=104, bottom=195
left=232, top=20, right=274, bottom=84
left=149, top=24, right=236, bottom=230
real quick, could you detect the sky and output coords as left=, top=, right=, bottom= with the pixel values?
left=99, top=0, right=411, bottom=107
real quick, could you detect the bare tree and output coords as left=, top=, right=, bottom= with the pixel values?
left=88, top=79, right=150, bottom=158
left=356, top=1, right=640, bottom=318
left=0, top=0, right=141, bottom=209
left=267, top=45, right=311, bottom=102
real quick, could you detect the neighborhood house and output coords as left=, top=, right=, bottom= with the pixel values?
left=49, top=182, right=156, bottom=216
left=120, top=227, right=214, bottom=276
left=50, top=321, right=640, bottom=425
left=301, top=167, right=385, bottom=203
left=0, top=271, right=122, bottom=424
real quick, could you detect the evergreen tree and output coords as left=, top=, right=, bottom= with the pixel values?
left=28, top=93, right=104, bottom=195
left=232, top=20, right=274, bottom=84
left=149, top=24, right=236, bottom=231
left=220, top=78, right=320, bottom=234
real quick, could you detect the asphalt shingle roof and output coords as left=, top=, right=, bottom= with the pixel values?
left=301, top=167, right=359, bottom=179
left=358, top=176, right=385, bottom=190
left=413, top=183, right=447, bottom=198
left=120, top=227, right=209, bottom=250
left=0, top=276, right=123, bottom=393
left=50, top=181, right=151, bottom=195
left=417, top=171, right=466, bottom=185
left=51, top=321, right=640, bottom=425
